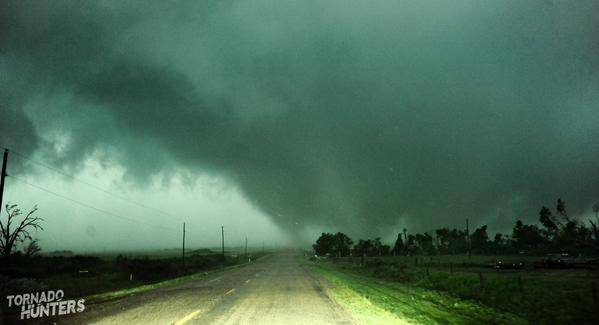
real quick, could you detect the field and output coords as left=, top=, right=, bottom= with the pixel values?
left=308, top=254, right=599, bottom=324
left=0, top=248, right=265, bottom=317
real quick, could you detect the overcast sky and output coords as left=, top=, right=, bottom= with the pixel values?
left=1, top=0, right=598, bottom=251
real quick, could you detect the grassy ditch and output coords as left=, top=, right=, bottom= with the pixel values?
left=87, top=254, right=271, bottom=303
left=0, top=251, right=267, bottom=316
left=311, top=256, right=598, bottom=324
left=310, top=261, right=525, bottom=324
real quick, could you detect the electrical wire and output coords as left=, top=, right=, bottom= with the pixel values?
left=4, top=147, right=194, bottom=226
left=8, top=174, right=180, bottom=234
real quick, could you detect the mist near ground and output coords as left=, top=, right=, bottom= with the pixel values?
left=1, top=1, right=599, bottom=249
left=4, top=159, right=289, bottom=252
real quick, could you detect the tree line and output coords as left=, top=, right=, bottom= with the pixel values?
left=313, top=198, right=599, bottom=257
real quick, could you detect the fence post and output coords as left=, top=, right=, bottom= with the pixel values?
left=592, top=281, right=597, bottom=305
left=517, top=275, right=523, bottom=293
left=478, top=271, right=484, bottom=288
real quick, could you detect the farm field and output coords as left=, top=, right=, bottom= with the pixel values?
left=0, top=249, right=265, bottom=309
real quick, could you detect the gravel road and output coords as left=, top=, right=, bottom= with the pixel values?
left=57, top=252, right=355, bottom=325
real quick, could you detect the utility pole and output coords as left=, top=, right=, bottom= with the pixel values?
left=0, top=149, right=8, bottom=215
left=466, top=218, right=471, bottom=258
left=262, top=241, right=265, bottom=254
left=182, top=222, right=186, bottom=266
left=221, top=226, right=225, bottom=261
left=245, top=236, right=248, bottom=259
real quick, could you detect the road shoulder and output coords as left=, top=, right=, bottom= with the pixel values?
left=307, top=259, right=527, bottom=325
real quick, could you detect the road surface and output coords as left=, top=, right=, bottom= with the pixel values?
left=60, top=253, right=355, bottom=324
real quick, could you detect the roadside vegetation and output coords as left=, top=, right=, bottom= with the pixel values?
left=0, top=203, right=262, bottom=301
left=310, top=198, right=599, bottom=324
left=310, top=255, right=597, bottom=324
left=310, top=261, right=526, bottom=324
left=1, top=251, right=258, bottom=301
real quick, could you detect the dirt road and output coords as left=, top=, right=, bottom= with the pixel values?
left=59, top=253, right=354, bottom=324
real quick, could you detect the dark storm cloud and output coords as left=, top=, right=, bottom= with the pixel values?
left=2, top=0, right=599, bottom=237
left=0, top=98, right=39, bottom=156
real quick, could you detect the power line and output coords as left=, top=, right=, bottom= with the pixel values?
left=5, top=147, right=194, bottom=226
left=8, top=174, right=179, bottom=234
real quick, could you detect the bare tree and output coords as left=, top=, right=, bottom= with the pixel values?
left=24, top=238, right=42, bottom=256
left=0, top=204, right=44, bottom=258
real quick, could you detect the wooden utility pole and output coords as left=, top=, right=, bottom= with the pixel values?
left=182, top=222, right=186, bottom=266
left=244, top=236, right=248, bottom=259
left=466, top=218, right=471, bottom=258
left=221, top=226, right=225, bottom=261
left=0, top=149, right=8, bottom=215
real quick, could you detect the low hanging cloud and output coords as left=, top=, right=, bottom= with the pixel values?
left=1, top=0, right=599, bottom=238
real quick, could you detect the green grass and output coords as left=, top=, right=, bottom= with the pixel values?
left=86, top=268, right=218, bottom=303
left=374, top=254, right=541, bottom=266
left=1, top=252, right=269, bottom=310
left=86, top=253, right=272, bottom=303
left=412, top=270, right=596, bottom=324
left=310, top=261, right=525, bottom=324
left=316, top=256, right=599, bottom=324
left=318, top=272, right=409, bottom=324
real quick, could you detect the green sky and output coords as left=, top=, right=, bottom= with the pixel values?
left=1, top=0, right=598, bottom=250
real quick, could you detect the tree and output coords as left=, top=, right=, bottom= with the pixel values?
left=312, top=232, right=353, bottom=257
left=539, top=206, right=558, bottom=241
left=589, top=219, right=599, bottom=252
left=353, top=237, right=390, bottom=257
left=512, top=220, right=545, bottom=251
left=405, top=234, right=418, bottom=255
left=0, top=204, right=44, bottom=258
left=447, top=228, right=468, bottom=254
left=371, top=237, right=389, bottom=256
left=331, top=232, right=353, bottom=257
left=313, top=232, right=335, bottom=256
left=470, top=225, right=489, bottom=254
left=353, top=239, right=374, bottom=257
left=380, top=243, right=391, bottom=256
left=415, top=233, right=435, bottom=254
left=393, top=233, right=405, bottom=255
left=489, top=233, right=510, bottom=254
left=435, top=228, right=451, bottom=254
left=24, top=238, right=41, bottom=256
left=555, top=220, right=590, bottom=253
left=556, top=198, right=568, bottom=221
